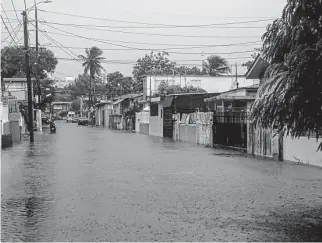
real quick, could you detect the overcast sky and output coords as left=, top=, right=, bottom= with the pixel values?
left=1, top=0, right=286, bottom=80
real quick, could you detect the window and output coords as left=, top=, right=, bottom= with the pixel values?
left=168, top=79, right=175, bottom=85
left=150, top=103, right=159, bottom=116
left=190, top=79, right=201, bottom=87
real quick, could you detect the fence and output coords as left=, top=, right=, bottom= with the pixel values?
left=172, top=111, right=213, bottom=146
left=213, top=111, right=248, bottom=149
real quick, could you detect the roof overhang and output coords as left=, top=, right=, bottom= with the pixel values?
left=161, top=96, right=174, bottom=108
left=245, top=55, right=269, bottom=79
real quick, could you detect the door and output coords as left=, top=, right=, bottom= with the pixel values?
left=102, top=110, right=105, bottom=127
left=163, top=108, right=173, bottom=138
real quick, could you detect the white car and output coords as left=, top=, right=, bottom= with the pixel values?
left=66, top=111, right=75, bottom=123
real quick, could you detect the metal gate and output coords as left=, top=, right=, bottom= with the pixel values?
left=213, top=111, right=247, bottom=149
left=163, top=108, right=173, bottom=138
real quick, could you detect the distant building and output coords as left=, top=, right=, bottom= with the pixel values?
left=55, top=76, right=76, bottom=89
left=143, top=75, right=255, bottom=100
left=2, top=77, right=36, bottom=101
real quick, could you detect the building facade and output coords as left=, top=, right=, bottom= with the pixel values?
left=143, top=75, right=255, bottom=100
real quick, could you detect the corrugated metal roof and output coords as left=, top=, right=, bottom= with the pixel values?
left=161, top=96, right=174, bottom=108
left=3, top=78, right=36, bottom=82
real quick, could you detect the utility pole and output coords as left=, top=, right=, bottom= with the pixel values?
left=35, top=4, right=41, bottom=105
left=22, top=11, right=34, bottom=142
left=149, top=73, right=152, bottom=107
left=235, top=62, right=239, bottom=89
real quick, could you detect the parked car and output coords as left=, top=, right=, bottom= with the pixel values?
left=77, top=117, right=88, bottom=126
left=72, top=116, right=79, bottom=123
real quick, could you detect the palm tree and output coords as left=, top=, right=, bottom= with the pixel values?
left=202, top=55, right=231, bottom=76
left=78, top=46, right=105, bottom=107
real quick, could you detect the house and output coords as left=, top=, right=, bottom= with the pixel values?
left=110, top=93, right=143, bottom=130
left=95, top=100, right=113, bottom=127
left=51, top=102, right=71, bottom=118
left=112, top=93, right=143, bottom=115
left=205, top=85, right=259, bottom=151
left=143, top=75, right=255, bottom=100
left=160, top=92, right=218, bottom=139
left=2, top=77, right=36, bottom=101
left=246, top=55, right=322, bottom=167
left=1, top=82, right=21, bottom=147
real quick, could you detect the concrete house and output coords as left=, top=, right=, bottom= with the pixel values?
left=246, top=55, right=322, bottom=167
left=143, top=75, right=255, bottom=100
left=95, top=100, right=113, bottom=127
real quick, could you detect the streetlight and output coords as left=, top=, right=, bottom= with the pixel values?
left=32, top=0, right=51, bottom=108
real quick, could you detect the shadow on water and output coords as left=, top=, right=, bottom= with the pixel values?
left=231, top=206, right=322, bottom=241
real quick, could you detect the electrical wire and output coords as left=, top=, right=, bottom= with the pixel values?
left=37, top=28, right=82, bottom=63
left=38, top=22, right=262, bottom=52
left=38, top=19, right=271, bottom=29
left=11, top=0, right=22, bottom=24
left=1, top=3, right=15, bottom=32
left=1, top=15, right=21, bottom=48
left=3, top=40, right=258, bottom=56
left=39, top=20, right=266, bottom=38
left=38, top=9, right=272, bottom=28
left=1, top=23, right=22, bottom=43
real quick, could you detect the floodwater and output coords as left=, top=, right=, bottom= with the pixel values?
left=2, top=121, right=322, bottom=241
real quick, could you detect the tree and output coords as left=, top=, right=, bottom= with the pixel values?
left=1, top=46, right=58, bottom=110
left=1, top=46, right=58, bottom=79
left=175, top=66, right=205, bottom=75
left=105, top=71, right=134, bottom=99
left=242, top=48, right=263, bottom=70
left=78, top=46, right=105, bottom=107
left=155, top=80, right=201, bottom=96
left=250, top=0, right=322, bottom=149
left=132, top=51, right=176, bottom=92
left=202, top=55, right=231, bottom=76
left=71, top=98, right=81, bottom=111
left=66, top=74, right=90, bottom=99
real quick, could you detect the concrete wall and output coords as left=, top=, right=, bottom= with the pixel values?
left=0, top=101, right=2, bottom=151
left=179, top=124, right=197, bottom=144
left=149, top=116, right=163, bottom=137
left=136, top=112, right=150, bottom=133
left=139, top=123, right=149, bottom=135
left=8, top=112, right=20, bottom=121
left=9, top=121, right=20, bottom=142
left=2, top=104, right=9, bottom=122
left=284, top=137, right=322, bottom=167
left=2, top=122, right=10, bottom=135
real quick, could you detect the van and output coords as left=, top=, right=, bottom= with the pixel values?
left=66, top=111, right=75, bottom=123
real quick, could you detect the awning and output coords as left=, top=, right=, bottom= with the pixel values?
left=161, top=96, right=174, bottom=108
left=113, top=98, right=126, bottom=105
left=174, top=94, right=205, bottom=110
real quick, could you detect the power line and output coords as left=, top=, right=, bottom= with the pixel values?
left=39, top=20, right=266, bottom=38
left=38, top=9, right=272, bottom=28
left=38, top=19, right=272, bottom=29
left=23, top=25, right=263, bottom=47
left=1, top=15, right=21, bottom=48
left=2, top=40, right=259, bottom=56
left=1, top=3, right=15, bottom=32
left=32, top=30, right=262, bottom=47
left=54, top=56, right=251, bottom=63
left=38, top=22, right=263, bottom=52
left=36, top=26, right=82, bottom=64
left=11, top=0, right=22, bottom=24
left=1, top=23, right=22, bottom=43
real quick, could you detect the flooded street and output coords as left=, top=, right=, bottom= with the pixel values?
left=2, top=121, right=322, bottom=241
